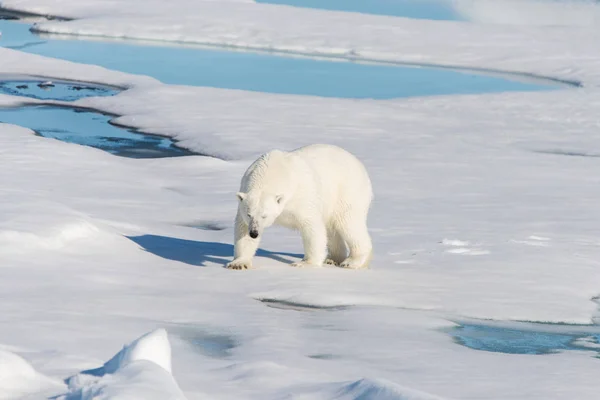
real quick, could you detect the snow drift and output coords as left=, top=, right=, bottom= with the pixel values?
left=0, top=349, right=64, bottom=399
left=60, top=329, right=186, bottom=400
left=285, top=378, right=449, bottom=400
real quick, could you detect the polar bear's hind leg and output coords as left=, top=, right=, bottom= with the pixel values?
left=338, top=218, right=372, bottom=270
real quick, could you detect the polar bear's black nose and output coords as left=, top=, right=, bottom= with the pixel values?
left=249, top=230, right=259, bottom=239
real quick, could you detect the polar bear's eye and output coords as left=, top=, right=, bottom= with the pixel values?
left=261, top=215, right=267, bottom=219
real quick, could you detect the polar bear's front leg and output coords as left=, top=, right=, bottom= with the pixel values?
left=226, top=210, right=260, bottom=270
left=291, top=220, right=327, bottom=268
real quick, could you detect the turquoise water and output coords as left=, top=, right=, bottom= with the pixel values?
left=450, top=323, right=600, bottom=356
left=256, top=0, right=463, bottom=21
left=0, top=20, right=555, bottom=99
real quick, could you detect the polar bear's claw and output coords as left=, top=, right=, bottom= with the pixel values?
left=226, top=259, right=252, bottom=270
left=340, top=260, right=360, bottom=269
left=339, top=255, right=370, bottom=269
left=291, top=261, right=309, bottom=268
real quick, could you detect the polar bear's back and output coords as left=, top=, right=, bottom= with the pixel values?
left=292, top=144, right=373, bottom=213
left=240, top=144, right=372, bottom=211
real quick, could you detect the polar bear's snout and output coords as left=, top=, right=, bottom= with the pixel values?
left=247, top=216, right=262, bottom=239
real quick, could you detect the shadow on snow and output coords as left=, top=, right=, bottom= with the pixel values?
left=127, top=234, right=303, bottom=267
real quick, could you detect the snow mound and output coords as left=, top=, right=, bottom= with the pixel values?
left=61, top=329, right=186, bottom=400
left=0, top=218, right=100, bottom=251
left=294, top=378, right=448, bottom=400
left=335, top=378, right=447, bottom=400
left=0, top=202, right=131, bottom=254
left=0, top=349, right=64, bottom=399
left=93, top=328, right=172, bottom=375
left=64, top=361, right=186, bottom=400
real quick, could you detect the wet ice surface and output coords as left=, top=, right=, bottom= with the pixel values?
left=0, top=79, right=196, bottom=158
left=256, top=0, right=463, bottom=21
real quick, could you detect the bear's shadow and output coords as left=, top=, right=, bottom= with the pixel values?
left=127, top=234, right=303, bottom=267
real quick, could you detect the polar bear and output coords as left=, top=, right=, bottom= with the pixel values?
left=225, top=144, right=373, bottom=270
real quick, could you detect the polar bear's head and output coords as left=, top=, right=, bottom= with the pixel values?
left=237, top=191, right=284, bottom=239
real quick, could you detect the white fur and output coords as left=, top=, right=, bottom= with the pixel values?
left=226, top=144, right=373, bottom=270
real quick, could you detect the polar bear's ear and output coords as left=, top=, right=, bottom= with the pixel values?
left=276, top=195, right=284, bottom=204
left=236, top=192, right=247, bottom=202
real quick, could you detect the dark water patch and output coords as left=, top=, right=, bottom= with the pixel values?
left=308, top=353, right=340, bottom=360
left=0, top=77, right=196, bottom=158
left=0, top=105, right=196, bottom=158
left=532, top=149, right=600, bottom=159
left=259, top=298, right=352, bottom=312
left=0, top=79, right=116, bottom=101
left=449, top=322, right=600, bottom=356
left=0, top=7, right=70, bottom=21
left=6, top=40, right=46, bottom=50
left=178, top=220, right=227, bottom=231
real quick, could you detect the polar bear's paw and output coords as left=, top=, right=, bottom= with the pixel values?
left=225, top=259, right=253, bottom=270
left=291, top=260, right=321, bottom=268
left=291, top=261, right=311, bottom=268
left=324, top=258, right=339, bottom=266
left=340, top=256, right=369, bottom=270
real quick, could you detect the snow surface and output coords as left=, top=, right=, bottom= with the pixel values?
left=0, top=348, right=64, bottom=399
left=454, top=0, right=600, bottom=26
left=2, top=0, right=600, bottom=399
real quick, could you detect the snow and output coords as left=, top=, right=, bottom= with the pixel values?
left=454, top=0, right=600, bottom=26
left=282, top=377, right=448, bottom=400
left=0, top=349, right=64, bottom=399
left=65, top=361, right=186, bottom=400
left=82, top=328, right=172, bottom=375
left=1, top=0, right=600, bottom=399
left=61, top=329, right=186, bottom=400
